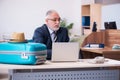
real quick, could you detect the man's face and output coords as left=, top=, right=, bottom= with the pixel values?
left=46, top=12, right=61, bottom=31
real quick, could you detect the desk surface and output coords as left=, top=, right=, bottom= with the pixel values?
left=0, top=59, right=120, bottom=80
left=0, top=59, right=120, bottom=70
left=81, top=47, right=120, bottom=54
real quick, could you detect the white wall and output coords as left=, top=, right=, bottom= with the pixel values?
left=0, top=0, right=81, bottom=39
left=101, top=3, right=120, bottom=29
left=1, top=0, right=120, bottom=40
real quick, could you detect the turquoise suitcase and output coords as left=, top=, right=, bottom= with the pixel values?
left=0, top=42, right=47, bottom=65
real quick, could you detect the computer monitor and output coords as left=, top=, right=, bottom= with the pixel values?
left=104, top=21, right=117, bottom=29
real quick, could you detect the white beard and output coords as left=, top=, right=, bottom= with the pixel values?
left=52, top=27, right=60, bottom=31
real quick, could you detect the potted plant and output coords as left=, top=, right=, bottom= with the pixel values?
left=60, top=18, right=74, bottom=36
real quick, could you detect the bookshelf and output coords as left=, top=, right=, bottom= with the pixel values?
left=81, top=4, right=101, bottom=35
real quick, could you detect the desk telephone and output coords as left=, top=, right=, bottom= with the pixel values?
left=88, top=56, right=105, bottom=64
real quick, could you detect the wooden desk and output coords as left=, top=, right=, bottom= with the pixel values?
left=81, top=30, right=120, bottom=60
left=81, top=47, right=120, bottom=60
left=81, top=30, right=120, bottom=47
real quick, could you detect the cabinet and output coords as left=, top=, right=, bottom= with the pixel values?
left=81, top=4, right=101, bottom=35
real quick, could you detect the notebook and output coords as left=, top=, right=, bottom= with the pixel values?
left=51, top=42, right=79, bottom=62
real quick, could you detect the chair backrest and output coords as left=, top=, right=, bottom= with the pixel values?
left=109, top=21, right=117, bottom=29
left=104, top=21, right=117, bottom=29
left=104, top=22, right=109, bottom=29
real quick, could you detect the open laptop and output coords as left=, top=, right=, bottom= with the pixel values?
left=51, top=42, right=79, bottom=62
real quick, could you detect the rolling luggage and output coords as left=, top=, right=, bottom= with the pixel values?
left=0, top=42, right=47, bottom=65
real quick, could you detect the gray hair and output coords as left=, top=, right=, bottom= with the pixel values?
left=45, top=10, right=58, bottom=19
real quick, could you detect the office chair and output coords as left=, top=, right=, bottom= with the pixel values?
left=104, top=22, right=109, bottom=29
left=109, top=21, right=117, bottom=29
left=104, top=21, right=117, bottom=29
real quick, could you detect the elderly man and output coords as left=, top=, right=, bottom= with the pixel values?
left=33, top=10, right=69, bottom=60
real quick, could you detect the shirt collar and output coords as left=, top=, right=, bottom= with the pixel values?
left=47, top=26, right=54, bottom=35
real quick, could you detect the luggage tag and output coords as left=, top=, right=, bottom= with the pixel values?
left=21, top=52, right=29, bottom=59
